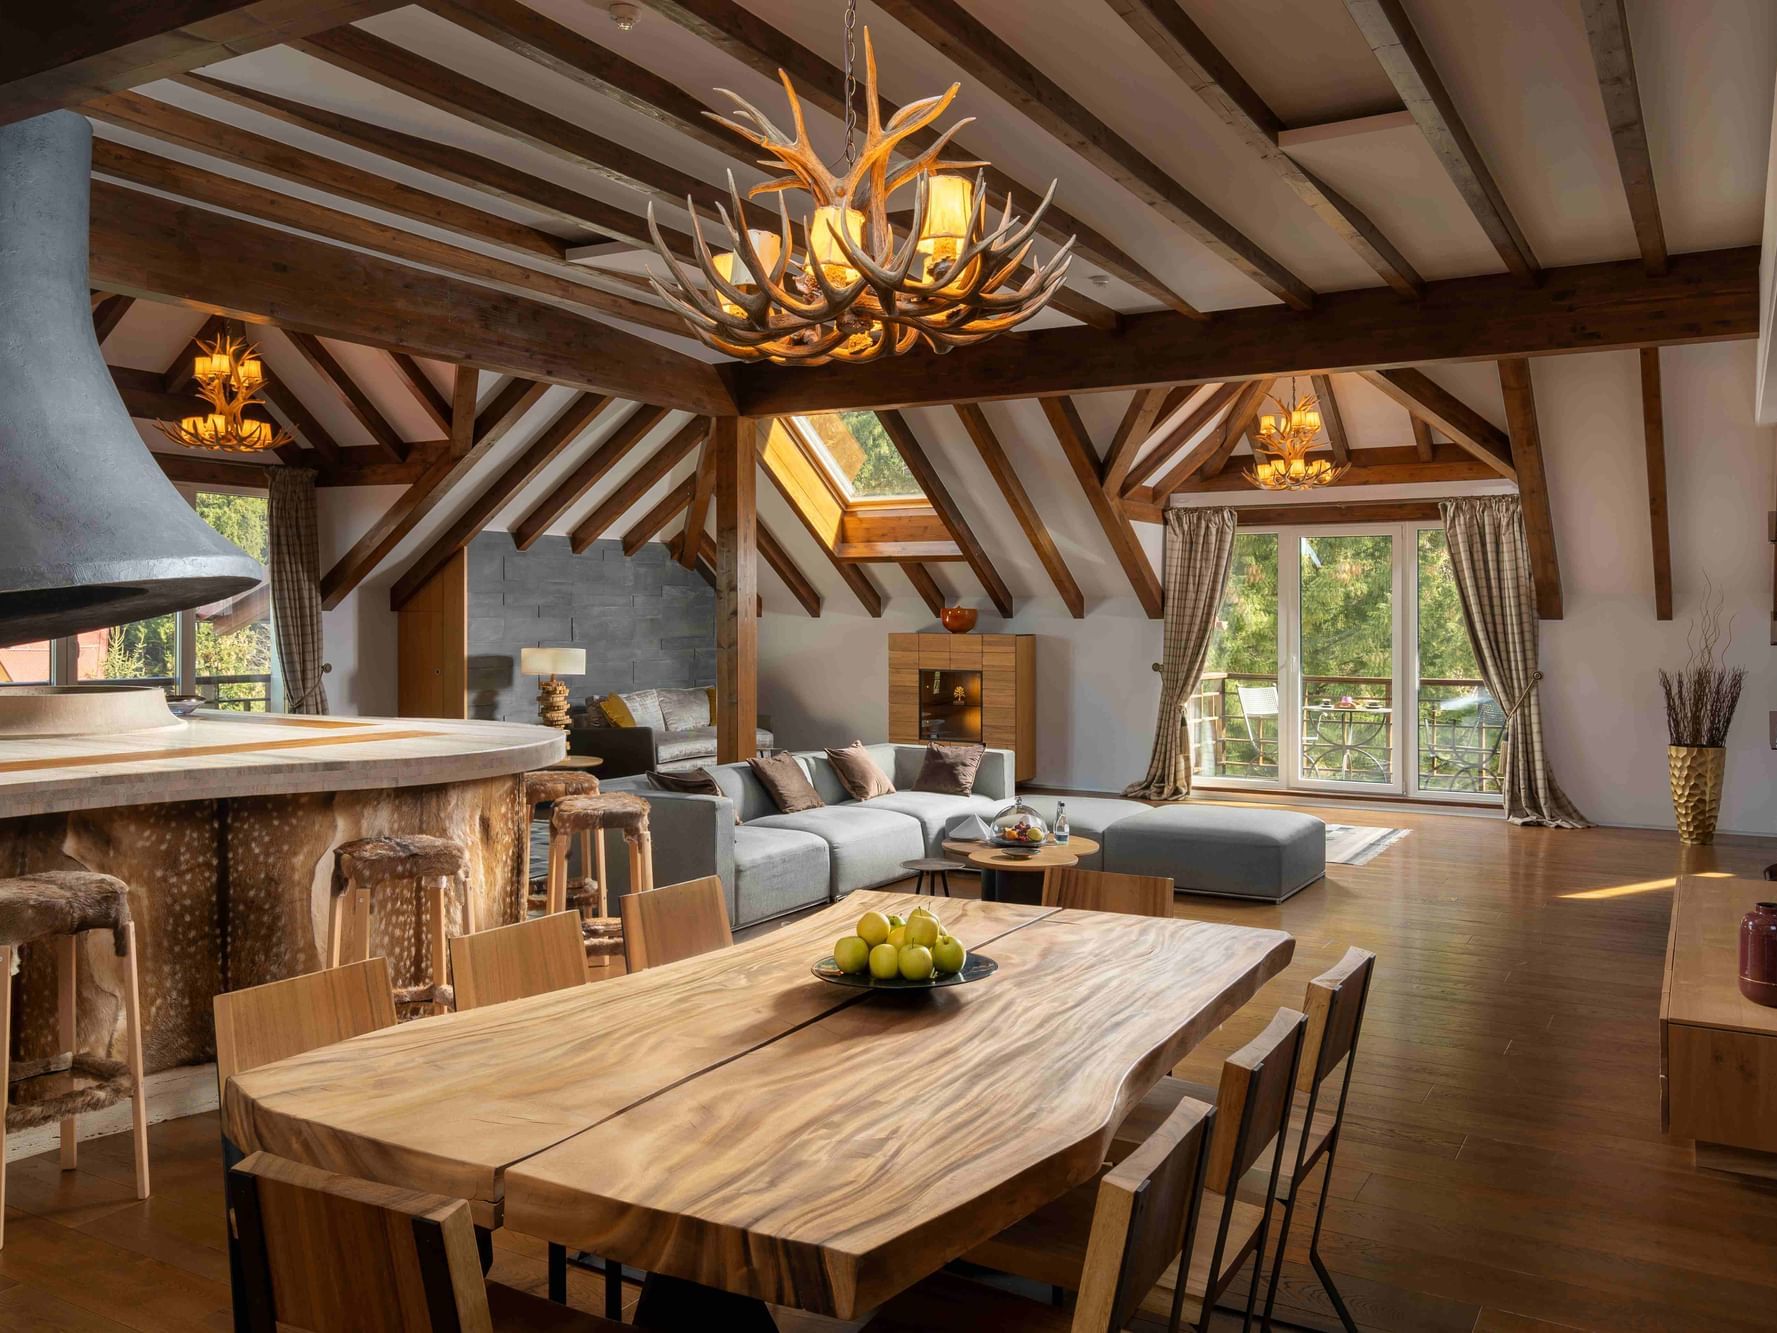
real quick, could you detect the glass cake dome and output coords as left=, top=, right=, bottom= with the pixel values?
left=990, top=798, right=1049, bottom=848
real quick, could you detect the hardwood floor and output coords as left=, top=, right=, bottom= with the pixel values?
left=2, top=804, right=1771, bottom=1332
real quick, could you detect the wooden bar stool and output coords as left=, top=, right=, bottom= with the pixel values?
left=326, top=835, right=469, bottom=1015
left=550, top=793, right=651, bottom=974
left=521, top=769, right=601, bottom=918
left=0, top=871, right=149, bottom=1248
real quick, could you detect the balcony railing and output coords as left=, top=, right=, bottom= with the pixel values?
left=1187, top=671, right=1504, bottom=795
left=99, top=673, right=275, bottom=712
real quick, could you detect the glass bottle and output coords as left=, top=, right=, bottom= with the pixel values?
left=1054, top=801, right=1070, bottom=843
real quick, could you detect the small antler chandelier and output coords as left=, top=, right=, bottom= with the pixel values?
left=646, top=11, right=1074, bottom=366
left=154, top=334, right=291, bottom=454
left=1243, top=379, right=1349, bottom=491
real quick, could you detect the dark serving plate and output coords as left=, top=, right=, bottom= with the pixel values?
left=811, top=952, right=998, bottom=991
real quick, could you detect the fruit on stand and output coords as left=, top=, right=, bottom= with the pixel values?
left=868, top=942, right=901, bottom=979
left=932, top=935, right=966, bottom=975
left=887, top=925, right=908, bottom=948
left=834, top=906, right=967, bottom=980
left=833, top=936, right=870, bottom=975
left=898, top=944, right=935, bottom=980
left=998, top=816, right=1045, bottom=845
left=905, top=914, right=940, bottom=948
left=857, top=912, right=890, bottom=948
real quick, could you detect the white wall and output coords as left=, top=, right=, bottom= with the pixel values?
left=317, top=483, right=403, bottom=718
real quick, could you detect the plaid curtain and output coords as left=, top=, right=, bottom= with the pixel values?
left=1126, top=507, right=1237, bottom=801
left=268, top=467, right=329, bottom=715
left=1440, top=496, right=1587, bottom=827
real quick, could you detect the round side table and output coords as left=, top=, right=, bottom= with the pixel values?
left=941, top=836, right=1101, bottom=905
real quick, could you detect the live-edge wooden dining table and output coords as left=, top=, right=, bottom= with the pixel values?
left=223, top=889, right=1293, bottom=1325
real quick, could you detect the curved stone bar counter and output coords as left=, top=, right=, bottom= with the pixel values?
left=0, top=705, right=563, bottom=1073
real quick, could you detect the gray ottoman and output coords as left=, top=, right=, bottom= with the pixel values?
left=1014, top=795, right=1150, bottom=869
left=1103, top=805, right=1325, bottom=901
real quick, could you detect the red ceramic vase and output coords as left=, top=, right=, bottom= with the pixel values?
left=1740, top=902, right=1777, bottom=1008
left=938, top=606, right=978, bottom=635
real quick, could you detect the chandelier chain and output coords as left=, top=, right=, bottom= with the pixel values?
left=840, top=0, right=859, bottom=169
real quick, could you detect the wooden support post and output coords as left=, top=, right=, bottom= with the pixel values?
left=1497, top=358, right=1563, bottom=619
left=1638, top=347, right=1673, bottom=621
left=715, top=418, right=759, bottom=764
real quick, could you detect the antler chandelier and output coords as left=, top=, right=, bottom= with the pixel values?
left=154, top=334, right=291, bottom=454
left=1243, top=380, right=1349, bottom=491
left=646, top=8, right=1074, bottom=366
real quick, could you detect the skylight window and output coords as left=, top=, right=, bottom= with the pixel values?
left=793, top=412, right=923, bottom=501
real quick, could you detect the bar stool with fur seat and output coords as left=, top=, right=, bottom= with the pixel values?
left=326, top=835, right=469, bottom=1015
left=548, top=792, right=653, bottom=970
left=521, top=769, right=602, bottom=919
left=0, top=870, right=148, bottom=1248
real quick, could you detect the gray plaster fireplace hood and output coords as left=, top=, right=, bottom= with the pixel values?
left=0, top=110, right=261, bottom=646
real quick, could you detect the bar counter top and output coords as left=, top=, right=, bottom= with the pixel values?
left=0, top=710, right=564, bottom=819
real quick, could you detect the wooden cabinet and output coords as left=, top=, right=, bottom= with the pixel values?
left=1661, top=875, right=1777, bottom=1181
left=888, top=633, right=1035, bottom=782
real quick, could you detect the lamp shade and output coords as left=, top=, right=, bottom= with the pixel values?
left=520, top=646, right=585, bottom=677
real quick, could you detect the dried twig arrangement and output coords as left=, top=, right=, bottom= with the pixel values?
left=1658, top=579, right=1744, bottom=746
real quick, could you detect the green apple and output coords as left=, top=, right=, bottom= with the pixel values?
left=833, top=936, right=870, bottom=974
left=887, top=914, right=906, bottom=928
left=898, top=944, right=935, bottom=981
left=856, top=911, right=890, bottom=948
left=932, top=935, right=966, bottom=975
left=869, top=942, right=901, bottom=980
left=887, top=924, right=908, bottom=949
left=904, top=914, right=940, bottom=949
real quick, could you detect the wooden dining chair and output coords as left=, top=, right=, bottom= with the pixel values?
left=227, top=1151, right=624, bottom=1332
left=213, top=957, right=398, bottom=1103
left=1041, top=865, right=1173, bottom=918
left=619, top=875, right=730, bottom=972
left=863, top=1093, right=1217, bottom=1333
left=969, top=1007, right=1307, bottom=1332
left=450, top=912, right=589, bottom=1011
left=1112, top=949, right=1375, bottom=1332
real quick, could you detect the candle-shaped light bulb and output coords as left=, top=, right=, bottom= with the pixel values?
left=811, top=205, right=865, bottom=283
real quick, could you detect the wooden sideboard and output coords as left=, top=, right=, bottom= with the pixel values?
left=1661, top=874, right=1777, bottom=1181
left=889, top=633, right=1035, bottom=782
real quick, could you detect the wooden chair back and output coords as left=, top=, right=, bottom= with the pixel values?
left=1072, top=1094, right=1215, bottom=1333
left=213, top=958, right=396, bottom=1103
left=1041, top=866, right=1172, bottom=918
left=1205, top=1007, right=1307, bottom=1192
left=228, top=1151, right=493, bottom=1333
left=1298, top=946, right=1376, bottom=1095
left=449, top=911, right=586, bottom=1011
left=619, top=875, right=731, bottom=971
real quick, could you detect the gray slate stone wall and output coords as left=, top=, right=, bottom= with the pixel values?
left=466, top=532, right=715, bottom=723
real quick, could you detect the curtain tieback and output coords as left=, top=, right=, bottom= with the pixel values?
left=1502, top=671, right=1542, bottom=720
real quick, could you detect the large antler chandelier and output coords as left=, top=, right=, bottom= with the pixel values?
left=646, top=12, right=1074, bottom=366
left=1243, top=379, right=1350, bottom=491
left=154, top=334, right=291, bottom=454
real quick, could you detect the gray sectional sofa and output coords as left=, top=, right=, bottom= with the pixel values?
left=587, top=743, right=1325, bottom=930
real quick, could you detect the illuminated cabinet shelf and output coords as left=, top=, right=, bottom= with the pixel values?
left=888, top=633, right=1035, bottom=783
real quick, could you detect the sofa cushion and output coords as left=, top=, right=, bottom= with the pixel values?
left=746, top=805, right=925, bottom=899
left=1013, top=796, right=1150, bottom=870
left=750, top=751, right=824, bottom=813
left=914, top=741, right=986, bottom=795
left=654, top=726, right=775, bottom=766
left=733, top=825, right=831, bottom=926
left=863, top=791, right=1006, bottom=857
left=827, top=740, right=895, bottom=802
left=657, top=686, right=712, bottom=731
left=599, top=688, right=665, bottom=732
left=1103, top=805, right=1325, bottom=902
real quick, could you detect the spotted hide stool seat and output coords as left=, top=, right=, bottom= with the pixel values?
left=549, top=793, right=653, bottom=970
left=328, top=835, right=470, bottom=1015
left=0, top=871, right=149, bottom=1247
left=522, top=770, right=602, bottom=918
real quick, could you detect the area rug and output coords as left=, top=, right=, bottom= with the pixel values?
left=1324, top=824, right=1410, bottom=865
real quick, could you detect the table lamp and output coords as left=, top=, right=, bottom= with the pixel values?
left=520, top=646, right=585, bottom=730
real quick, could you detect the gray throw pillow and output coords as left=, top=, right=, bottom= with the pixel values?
left=616, top=688, right=666, bottom=732
left=657, top=686, right=712, bottom=731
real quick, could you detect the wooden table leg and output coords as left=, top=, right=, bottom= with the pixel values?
left=632, top=1273, right=778, bottom=1331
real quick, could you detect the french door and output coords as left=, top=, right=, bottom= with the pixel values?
left=1188, top=521, right=1503, bottom=803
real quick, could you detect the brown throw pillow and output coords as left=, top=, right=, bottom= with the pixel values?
left=825, top=740, right=895, bottom=802
left=913, top=741, right=986, bottom=796
left=748, top=752, right=824, bottom=814
left=649, top=768, right=739, bottom=824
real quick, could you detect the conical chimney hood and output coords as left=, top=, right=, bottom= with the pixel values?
left=0, top=111, right=262, bottom=647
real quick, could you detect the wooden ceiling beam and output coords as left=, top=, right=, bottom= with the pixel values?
left=1342, top=0, right=1539, bottom=281
left=1229, top=499, right=1443, bottom=526
left=678, top=437, right=718, bottom=570
left=758, top=520, right=822, bottom=617
left=163, top=312, right=227, bottom=395
left=622, top=475, right=697, bottom=556
left=91, top=293, right=134, bottom=343
left=88, top=135, right=681, bottom=336
left=390, top=385, right=597, bottom=610
left=258, top=372, right=342, bottom=470
left=1126, top=382, right=1242, bottom=493
left=1199, top=378, right=1277, bottom=479
left=1102, top=388, right=1173, bottom=494
left=284, top=330, right=407, bottom=463
left=1312, top=375, right=1351, bottom=465
left=1360, top=368, right=1516, bottom=481
left=0, top=0, right=403, bottom=124
left=1638, top=347, right=1673, bottom=620
left=1041, top=395, right=1163, bottom=619
left=1410, top=414, right=1435, bottom=461
left=110, top=364, right=275, bottom=427
left=876, top=410, right=1014, bottom=618
left=899, top=562, right=947, bottom=617
left=1580, top=0, right=1667, bottom=276
left=955, top=404, right=1085, bottom=618
left=570, top=417, right=711, bottom=552
left=835, top=542, right=965, bottom=563
left=733, top=246, right=1756, bottom=414
left=389, top=353, right=452, bottom=435
left=1497, top=358, right=1562, bottom=619
left=512, top=403, right=673, bottom=550
left=1107, top=0, right=1422, bottom=297
left=876, top=0, right=1312, bottom=311
left=641, top=0, right=1199, bottom=318
left=1149, top=442, right=1498, bottom=496
left=87, top=182, right=735, bottom=414
left=177, top=73, right=701, bottom=261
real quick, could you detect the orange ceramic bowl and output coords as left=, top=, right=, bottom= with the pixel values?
left=939, top=606, right=978, bottom=634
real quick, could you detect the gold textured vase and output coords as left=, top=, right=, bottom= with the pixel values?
left=1668, top=745, right=1726, bottom=845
